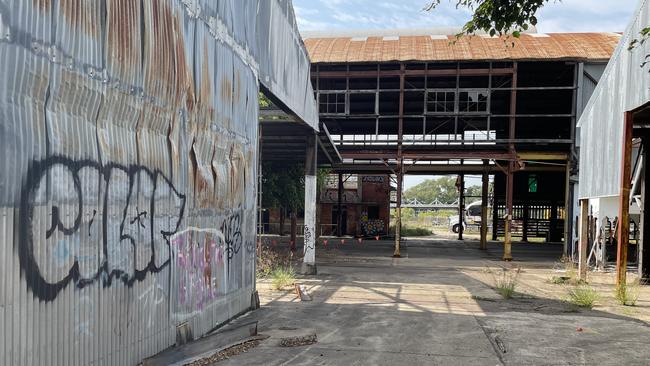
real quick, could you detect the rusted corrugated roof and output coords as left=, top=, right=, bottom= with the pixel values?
left=304, top=33, right=621, bottom=63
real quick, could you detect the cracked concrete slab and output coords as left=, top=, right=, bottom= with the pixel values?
left=196, top=239, right=650, bottom=365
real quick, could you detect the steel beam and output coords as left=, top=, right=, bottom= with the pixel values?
left=315, top=67, right=514, bottom=78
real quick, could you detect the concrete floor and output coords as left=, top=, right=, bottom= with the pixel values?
left=217, top=239, right=650, bottom=365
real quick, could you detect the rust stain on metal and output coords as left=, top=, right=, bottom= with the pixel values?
left=33, top=0, right=51, bottom=11
left=229, top=144, right=246, bottom=207
left=221, top=77, right=233, bottom=104
left=233, top=69, right=242, bottom=104
left=195, top=40, right=215, bottom=125
left=59, top=0, right=97, bottom=36
left=146, top=0, right=177, bottom=102
left=304, top=33, right=620, bottom=63
left=172, top=14, right=194, bottom=112
left=107, top=0, right=141, bottom=78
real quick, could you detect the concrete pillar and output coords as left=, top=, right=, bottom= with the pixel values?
left=302, top=133, right=317, bottom=275
left=480, top=160, right=489, bottom=250
left=578, top=199, right=589, bottom=280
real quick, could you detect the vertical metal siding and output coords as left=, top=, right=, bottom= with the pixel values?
left=0, top=0, right=316, bottom=365
left=578, top=0, right=650, bottom=199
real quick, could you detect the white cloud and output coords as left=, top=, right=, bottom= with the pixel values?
left=293, top=0, right=637, bottom=34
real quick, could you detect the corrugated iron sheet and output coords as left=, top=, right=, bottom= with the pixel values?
left=0, top=0, right=316, bottom=365
left=578, top=0, right=650, bottom=199
left=304, top=33, right=621, bottom=63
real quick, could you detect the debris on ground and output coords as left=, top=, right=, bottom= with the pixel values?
left=295, top=283, right=313, bottom=301
left=279, top=334, right=317, bottom=347
left=185, top=339, right=263, bottom=365
left=494, top=336, right=507, bottom=353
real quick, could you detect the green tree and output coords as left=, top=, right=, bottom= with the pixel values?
left=403, top=177, right=459, bottom=203
left=425, top=0, right=551, bottom=38
left=262, top=162, right=304, bottom=246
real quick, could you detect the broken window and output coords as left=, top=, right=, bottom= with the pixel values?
left=458, top=90, right=488, bottom=113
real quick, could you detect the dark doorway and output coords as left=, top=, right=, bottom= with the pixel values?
left=332, top=208, right=347, bottom=236
left=262, top=210, right=270, bottom=234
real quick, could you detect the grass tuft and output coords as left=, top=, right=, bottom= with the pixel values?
left=615, top=280, right=641, bottom=306
left=271, top=266, right=296, bottom=290
left=567, top=285, right=600, bottom=309
left=486, top=266, right=521, bottom=299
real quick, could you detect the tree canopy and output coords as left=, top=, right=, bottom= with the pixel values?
left=262, top=163, right=304, bottom=211
left=403, top=176, right=483, bottom=203
left=425, top=0, right=552, bottom=37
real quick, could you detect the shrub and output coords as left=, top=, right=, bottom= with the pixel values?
left=550, top=276, right=571, bottom=285
left=567, top=286, right=600, bottom=309
left=615, top=280, right=641, bottom=306
left=271, top=266, right=295, bottom=290
left=487, top=266, right=521, bottom=299
left=389, top=224, right=432, bottom=236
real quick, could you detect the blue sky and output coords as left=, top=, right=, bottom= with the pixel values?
left=294, top=0, right=638, bottom=189
left=293, top=0, right=638, bottom=33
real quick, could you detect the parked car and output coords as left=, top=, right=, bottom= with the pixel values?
left=448, top=201, right=485, bottom=233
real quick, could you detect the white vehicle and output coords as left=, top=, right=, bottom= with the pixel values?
left=448, top=201, right=486, bottom=233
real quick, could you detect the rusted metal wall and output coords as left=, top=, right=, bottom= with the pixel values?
left=0, top=1, right=316, bottom=365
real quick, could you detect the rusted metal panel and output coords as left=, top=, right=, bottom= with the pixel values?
left=304, top=33, right=620, bottom=64
left=0, top=0, right=314, bottom=365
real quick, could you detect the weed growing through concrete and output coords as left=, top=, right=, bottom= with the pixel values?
left=487, top=266, right=521, bottom=299
left=567, top=285, right=600, bottom=309
left=550, top=276, right=571, bottom=285
left=615, top=279, right=641, bottom=306
left=271, top=266, right=296, bottom=290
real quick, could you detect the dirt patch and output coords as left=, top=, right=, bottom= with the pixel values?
left=185, top=339, right=263, bottom=365
left=279, top=334, right=318, bottom=347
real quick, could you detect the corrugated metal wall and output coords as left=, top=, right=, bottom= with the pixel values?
left=0, top=1, right=317, bottom=365
left=578, top=0, right=650, bottom=199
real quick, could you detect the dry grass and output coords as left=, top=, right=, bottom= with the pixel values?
left=486, top=266, right=521, bottom=299
left=271, top=266, right=296, bottom=290
left=567, top=285, right=600, bottom=309
left=616, top=279, right=641, bottom=306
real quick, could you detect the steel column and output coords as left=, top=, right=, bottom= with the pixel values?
left=503, top=62, right=518, bottom=261
left=394, top=64, right=405, bottom=258
left=579, top=199, right=589, bottom=280
left=642, top=139, right=650, bottom=278
left=616, top=111, right=633, bottom=287
left=337, top=173, right=343, bottom=237
left=458, top=171, right=465, bottom=240
left=480, top=160, right=489, bottom=250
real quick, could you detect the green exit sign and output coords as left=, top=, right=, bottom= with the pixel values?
left=528, top=175, right=538, bottom=193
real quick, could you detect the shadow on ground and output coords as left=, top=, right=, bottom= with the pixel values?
left=220, top=238, right=650, bottom=365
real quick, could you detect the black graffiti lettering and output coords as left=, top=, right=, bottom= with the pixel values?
left=221, top=212, right=243, bottom=260
left=303, top=225, right=315, bottom=252
left=19, top=156, right=186, bottom=302
left=130, top=210, right=148, bottom=228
